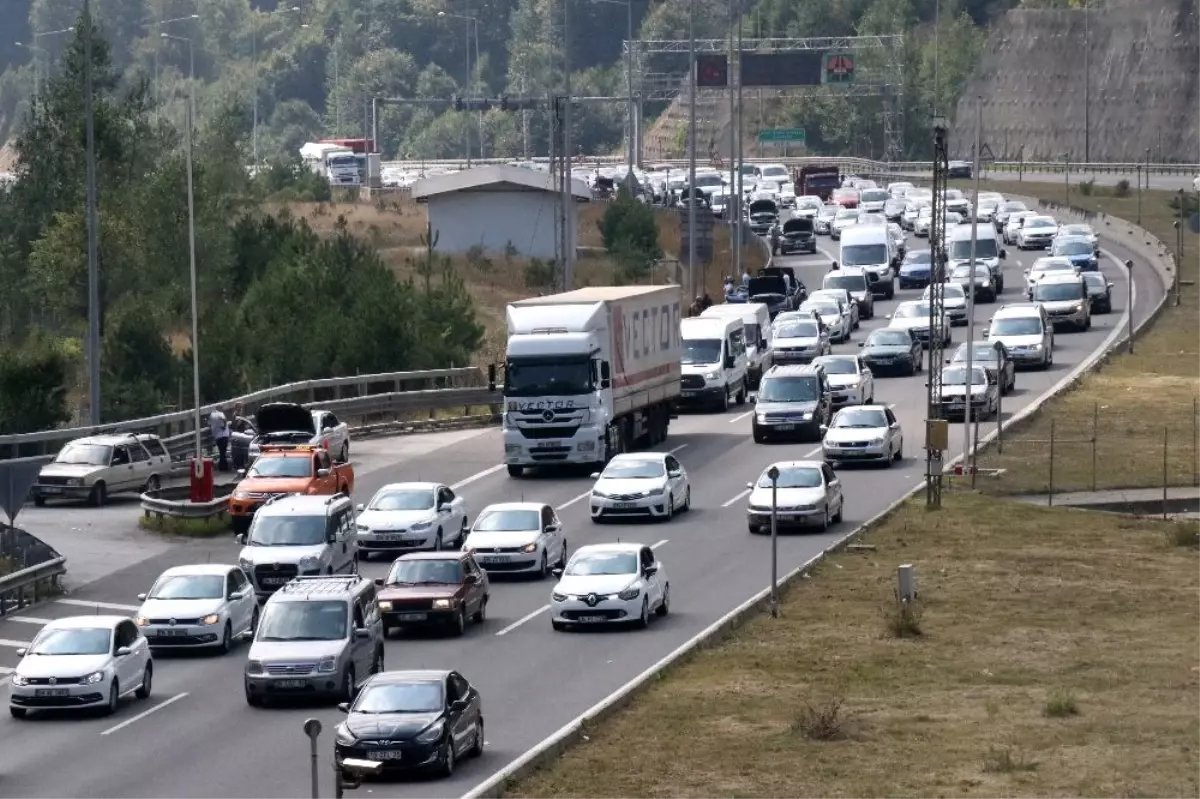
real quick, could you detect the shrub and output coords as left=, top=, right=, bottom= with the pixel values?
left=1113, top=178, right=1131, bottom=198
left=883, top=591, right=924, bottom=638
left=0, top=332, right=72, bottom=434
left=1078, top=179, right=1094, bottom=196
left=982, top=746, right=1039, bottom=773
left=1168, top=523, right=1200, bottom=548
left=789, top=697, right=848, bottom=741
left=1043, top=688, right=1080, bottom=717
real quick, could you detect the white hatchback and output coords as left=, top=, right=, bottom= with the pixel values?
left=550, top=543, right=669, bottom=630
left=464, top=502, right=568, bottom=577
left=135, top=564, right=259, bottom=653
left=590, top=452, right=691, bottom=522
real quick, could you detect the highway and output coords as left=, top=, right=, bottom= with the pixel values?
left=0, top=220, right=1162, bottom=799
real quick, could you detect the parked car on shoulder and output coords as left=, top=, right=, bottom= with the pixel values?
left=33, top=433, right=173, bottom=507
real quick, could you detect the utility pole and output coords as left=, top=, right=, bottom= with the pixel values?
left=962, top=97, right=982, bottom=475
left=562, top=0, right=575, bottom=289
left=734, top=13, right=743, bottom=278
left=926, top=118, right=950, bottom=509
left=1083, top=0, right=1090, bottom=162
left=727, top=0, right=736, bottom=232
left=687, top=0, right=697, bottom=301
left=84, top=0, right=102, bottom=425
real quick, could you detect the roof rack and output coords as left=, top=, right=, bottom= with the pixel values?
left=276, top=575, right=363, bottom=596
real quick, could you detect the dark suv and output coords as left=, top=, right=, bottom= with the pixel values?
left=750, top=364, right=832, bottom=443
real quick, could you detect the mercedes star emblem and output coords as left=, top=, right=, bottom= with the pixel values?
left=541, top=409, right=555, bottom=422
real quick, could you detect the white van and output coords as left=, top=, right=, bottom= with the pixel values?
left=679, top=316, right=749, bottom=411
left=701, top=302, right=772, bottom=388
left=947, top=222, right=1007, bottom=293
left=838, top=225, right=895, bottom=299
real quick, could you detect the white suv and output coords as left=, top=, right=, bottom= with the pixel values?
left=237, top=493, right=359, bottom=599
left=985, top=304, right=1054, bottom=369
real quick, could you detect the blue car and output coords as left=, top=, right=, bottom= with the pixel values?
left=1050, top=236, right=1099, bottom=271
left=898, top=249, right=933, bottom=289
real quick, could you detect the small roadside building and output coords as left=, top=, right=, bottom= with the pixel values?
left=411, top=165, right=591, bottom=260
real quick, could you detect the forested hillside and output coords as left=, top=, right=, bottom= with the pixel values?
left=0, top=0, right=1064, bottom=163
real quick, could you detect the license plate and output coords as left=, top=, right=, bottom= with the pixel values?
left=612, top=502, right=638, bottom=509
left=274, top=679, right=307, bottom=689
left=576, top=614, right=608, bottom=623
left=39, top=487, right=62, bottom=494
left=480, top=556, right=508, bottom=565
left=535, top=442, right=562, bottom=449
left=367, top=750, right=402, bottom=761
left=374, top=534, right=404, bottom=542
left=156, top=629, right=188, bottom=636
left=681, top=390, right=696, bottom=397
left=779, top=514, right=800, bottom=521
left=35, top=688, right=69, bottom=697
left=396, top=612, right=427, bottom=622
left=261, top=577, right=289, bottom=586
left=773, top=424, right=795, bottom=431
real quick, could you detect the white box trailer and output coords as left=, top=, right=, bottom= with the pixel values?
left=502, top=285, right=683, bottom=476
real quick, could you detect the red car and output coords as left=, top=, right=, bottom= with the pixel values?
left=831, top=188, right=860, bottom=208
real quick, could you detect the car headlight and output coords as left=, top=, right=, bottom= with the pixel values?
left=334, top=725, right=358, bottom=746
left=648, top=487, right=664, bottom=496
left=416, top=721, right=445, bottom=744
left=803, top=412, right=813, bottom=420
left=135, top=616, right=149, bottom=627
left=298, top=556, right=320, bottom=572
left=1073, top=304, right=1083, bottom=312
left=317, top=657, right=337, bottom=674
left=748, top=504, right=771, bottom=513
left=551, top=592, right=567, bottom=602
left=617, top=585, right=641, bottom=601
left=356, top=524, right=370, bottom=532
left=432, top=599, right=453, bottom=610
left=66, top=478, right=83, bottom=487
left=592, top=490, right=610, bottom=499
left=870, top=437, right=886, bottom=446
left=703, top=371, right=720, bottom=380
left=233, top=491, right=249, bottom=500
left=199, top=614, right=220, bottom=626
left=11, top=673, right=29, bottom=686
left=522, top=543, right=538, bottom=553
left=247, top=660, right=264, bottom=675
left=410, top=521, right=432, bottom=531
left=81, top=670, right=105, bottom=685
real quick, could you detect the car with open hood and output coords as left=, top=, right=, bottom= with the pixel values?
left=375, top=552, right=489, bottom=636
left=745, top=460, right=844, bottom=532
left=33, top=433, right=172, bottom=507
left=933, top=363, right=999, bottom=421
left=778, top=216, right=817, bottom=254
left=747, top=274, right=794, bottom=319
left=858, top=327, right=923, bottom=376
left=747, top=198, right=779, bottom=237
left=821, top=404, right=903, bottom=466
left=249, top=403, right=351, bottom=463
left=751, top=364, right=832, bottom=442
left=463, top=502, right=567, bottom=577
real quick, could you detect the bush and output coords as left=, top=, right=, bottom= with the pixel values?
left=139, top=514, right=230, bottom=538
left=982, top=746, right=1039, bottom=773
left=1168, top=523, right=1200, bottom=548
left=789, top=697, right=848, bottom=741
left=1043, top=688, right=1080, bottom=717
left=0, top=332, right=72, bottom=434
left=255, top=158, right=332, bottom=202
left=600, top=187, right=662, bottom=262
left=524, top=258, right=557, bottom=290
left=1114, top=179, right=1131, bottom=198
left=1078, top=179, right=1094, bottom=196
left=883, top=591, right=924, bottom=638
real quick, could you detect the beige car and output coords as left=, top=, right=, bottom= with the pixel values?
left=33, top=433, right=172, bottom=506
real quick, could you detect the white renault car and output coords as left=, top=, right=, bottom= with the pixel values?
left=354, top=482, right=469, bottom=557
left=821, top=405, right=903, bottom=466
left=135, top=564, right=259, bottom=653
left=590, top=452, right=691, bottom=523
left=10, top=616, right=153, bottom=718
left=463, top=502, right=568, bottom=577
left=812, top=354, right=875, bottom=408
left=549, top=542, right=669, bottom=630
left=745, top=461, right=844, bottom=533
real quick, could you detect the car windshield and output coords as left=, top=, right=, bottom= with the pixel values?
left=1061, top=225, right=1093, bottom=237
left=29, top=627, right=111, bottom=656
left=1083, top=273, right=1107, bottom=288
left=813, top=357, right=857, bottom=375
left=682, top=339, right=722, bottom=365
left=835, top=209, right=857, bottom=219
left=903, top=251, right=931, bottom=265
left=1053, top=240, right=1093, bottom=256
left=256, top=600, right=347, bottom=642
left=954, top=345, right=999, bottom=363
left=566, top=552, right=638, bottom=576
left=757, top=377, right=819, bottom=402
left=149, top=574, right=224, bottom=600
left=841, top=244, right=888, bottom=266
left=867, top=330, right=912, bottom=346
left=246, top=457, right=313, bottom=478
left=505, top=357, right=592, bottom=397
left=353, top=681, right=444, bottom=714
left=803, top=303, right=839, bottom=317
left=949, top=238, right=999, bottom=259
left=1033, top=262, right=1074, bottom=276
left=1026, top=218, right=1055, bottom=229
left=602, top=460, right=666, bottom=479
left=54, top=442, right=111, bottom=466
left=1034, top=282, right=1084, bottom=301
left=991, top=317, right=1043, bottom=336
left=758, top=466, right=822, bottom=489
left=893, top=303, right=930, bottom=318
left=824, top=274, right=868, bottom=292
left=473, top=509, right=539, bottom=532
left=369, top=489, right=435, bottom=511
left=1001, top=202, right=1027, bottom=213
left=248, top=514, right=326, bottom=546
left=833, top=408, right=888, bottom=429
left=926, top=284, right=965, bottom=300
left=386, top=559, right=461, bottom=585
left=945, top=190, right=964, bottom=200
left=775, top=321, right=818, bottom=338
left=951, top=266, right=990, bottom=280
left=861, top=190, right=888, bottom=202
left=797, top=200, right=821, bottom=211
left=744, top=323, right=760, bottom=344
left=942, top=366, right=987, bottom=385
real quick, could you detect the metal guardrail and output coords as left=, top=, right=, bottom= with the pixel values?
left=0, top=534, right=66, bottom=619
left=141, top=485, right=234, bottom=520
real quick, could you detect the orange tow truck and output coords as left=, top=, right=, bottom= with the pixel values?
left=229, top=446, right=355, bottom=535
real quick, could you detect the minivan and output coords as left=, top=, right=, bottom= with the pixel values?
left=839, top=225, right=895, bottom=299
left=701, top=302, right=772, bottom=388
left=984, top=304, right=1054, bottom=369
left=237, top=493, right=359, bottom=599
left=750, top=364, right=833, bottom=443
left=679, top=316, right=749, bottom=411
left=947, top=222, right=1007, bottom=292
left=1031, top=273, right=1091, bottom=331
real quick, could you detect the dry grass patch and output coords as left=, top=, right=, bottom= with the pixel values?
left=509, top=493, right=1200, bottom=799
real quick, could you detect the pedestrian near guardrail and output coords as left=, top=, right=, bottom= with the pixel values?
left=209, top=405, right=231, bottom=472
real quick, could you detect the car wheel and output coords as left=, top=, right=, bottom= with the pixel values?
left=753, top=425, right=766, bottom=444
left=145, top=474, right=161, bottom=493
left=89, top=482, right=107, bottom=507
left=507, top=464, right=524, bottom=477
left=833, top=500, right=844, bottom=523
left=245, top=688, right=263, bottom=707
left=537, top=550, right=549, bottom=578
left=438, top=736, right=457, bottom=777
left=372, top=647, right=384, bottom=675
left=33, top=495, right=45, bottom=507
left=103, top=679, right=119, bottom=716
left=451, top=608, right=467, bottom=637
left=656, top=584, right=671, bottom=617
left=472, top=596, right=487, bottom=624
left=341, top=667, right=356, bottom=702
left=556, top=541, right=568, bottom=568
left=665, top=494, right=674, bottom=522
left=251, top=605, right=260, bottom=634
left=895, top=441, right=903, bottom=461
left=551, top=621, right=568, bottom=631
left=469, top=718, right=485, bottom=757
left=635, top=597, right=651, bottom=629
left=219, top=621, right=233, bottom=654
left=433, top=530, right=443, bottom=552
left=819, top=505, right=831, bottom=532
left=736, top=379, right=747, bottom=406
left=135, top=664, right=153, bottom=699
left=683, top=487, right=691, bottom=511
left=339, top=442, right=349, bottom=463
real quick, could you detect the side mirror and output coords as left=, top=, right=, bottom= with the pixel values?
left=750, top=395, right=756, bottom=404
left=857, top=342, right=865, bottom=348
left=1023, top=268, right=1030, bottom=275
left=600, top=361, right=611, bottom=380
left=15, top=648, right=26, bottom=657
left=589, top=472, right=601, bottom=480
left=668, top=470, right=682, bottom=478
left=487, top=363, right=497, bottom=391
left=337, top=702, right=351, bottom=713
left=373, top=577, right=384, bottom=586
left=819, top=424, right=828, bottom=435
left=885, top=314, right=893, bottom=319
left=238, top=629, right=255, bottom=641
left=116, top=646, right=132, bottom=657
left=234, top=533, right=246, bottom=545
left=356, top=503, right=365, bottom=512
left=235, top=469, right=247, bottom=478
left=643, top=565, right=659, bottom=577
left=1107, top=281, right=1114, bottom=288
left=464, top=573, right=478, bottom=584
left=999, top=250, right=1007, bottom=260
left=923, top=381, right=929, bottom=387
left=724, top=357, right=735, bottom=369
left=354, top=628, right=371, bottom=640
left=944, top=358, right=951, bottom=364
left=229, top=590, right=247, bottom=601
left=136, top=593, right=148, bottom=602
left=317, top=468, right=331, bottom=478
left=745, top=481, right=754, bottom=489
left=550, top=567, right=563, bottom=578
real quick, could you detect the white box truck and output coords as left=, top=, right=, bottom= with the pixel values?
left=501, top=286, right=683, bottom=477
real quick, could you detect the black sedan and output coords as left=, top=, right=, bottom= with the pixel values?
left=858, top=328, right=924, bottom=376
left=949, top=340, right=1016, bottom=395
left=334, top=669, right=484, bottom=779
left=1082, top=271, right=1113, bottom=313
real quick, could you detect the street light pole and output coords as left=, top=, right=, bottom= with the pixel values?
left=164, top=32, right=202, bottom=462
left=84, top=0, right=102, bottom=425
left=687, top=0, right=697, bottom=301
left=438, top=10, right=477, bottom=166
left=14, top=41, right=48, bottom=106
left=962, top=97, right=982, bottom=474
left=767, top=465, right=779, bottom=618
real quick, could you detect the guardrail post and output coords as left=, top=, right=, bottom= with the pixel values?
left=1048, top=418, right=1056, bottom=507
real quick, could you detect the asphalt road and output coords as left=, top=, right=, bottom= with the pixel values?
left=0, top=221, right=1162, bottom=799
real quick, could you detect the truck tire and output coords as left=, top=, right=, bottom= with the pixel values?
left=507, top=465, right=524, bottom=477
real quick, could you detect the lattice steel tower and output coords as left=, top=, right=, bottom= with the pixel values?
left=925, top=119, right=950, bottom=508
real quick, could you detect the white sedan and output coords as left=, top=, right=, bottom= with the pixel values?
left=464, top=502, right=568, bottom=577
left=135, top=564, right=259, bottom=652
left=1024, top=257, right=1078, bottom=297
left=10, top=616, right=153, bottom=718
left=798, top=299, right=851, bottom=343
left=550, top=542, right=669, bottom=630
left=354, top=482, right=469, bottom=556
left=745, top=460, right=845, bottom=533
left=821, top=405, right=903, bottom=466
left=1016, top=216, right=1060, bottom=249
left=812, top=354, right=875, bottom=407
left=590, top=452, right=691, bottom=522
left=887, top=300, right=951, bottom=348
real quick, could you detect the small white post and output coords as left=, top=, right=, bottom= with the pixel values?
left=897, top=564, right=917, bottom=601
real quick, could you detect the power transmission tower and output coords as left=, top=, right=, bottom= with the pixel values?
left=925, top=118, right=951, bottom=509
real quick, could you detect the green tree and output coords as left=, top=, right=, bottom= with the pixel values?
left=0, top=332, right=72, bottom=434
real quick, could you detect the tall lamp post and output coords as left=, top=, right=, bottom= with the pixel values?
left=143, top=14, right=198, bottom=124
left=301, top=24, right=342, bottom=137
left=438, top=10, right=478, bottom=165
left=253, top=5, right=301, bottom=165
left=162, top=31, right=202, bottom=464
left=590, top=0, right=635, bottom=176
left=15, top=27, right=72, bottom=105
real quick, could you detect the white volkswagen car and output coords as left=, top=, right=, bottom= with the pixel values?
left=354, top=482, right=469, bottom=556
left=590, top=452, right=691, bottom=522
left=135, top=564, right=259, bottom=653
left=745, top=461, right=845, bottom=533
left=1016, top=215, right=1060, bottom=249
left=821, top=405, right=904, bottom=466
left=463, top=502, right=568, bottom=577
left=10, top=616, right=153, bottom=718
left=550, top=542, right=669, bottom=630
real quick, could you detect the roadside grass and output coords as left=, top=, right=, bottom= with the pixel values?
left=508, top=493, right=1200, bottom=799
left=138, top=514, right=230, bottom=538
left=948, top=180, right=1200, bottom=494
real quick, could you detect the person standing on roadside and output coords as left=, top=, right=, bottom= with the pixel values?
left=209, top=405, right=231, bottom=471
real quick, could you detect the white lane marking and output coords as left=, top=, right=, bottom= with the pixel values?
left=5, top=616, right=51, bottom=626
left=556, top=443, right=691, bottom=511
left=728, top=410, right=754, bottom=424
left=57, top=599, right=141, bottom=613
left=495, top=604, right=550, bottom=637
left=0, top=638, right=30, bottom=648
left=451, top=463, right=508, bottom=490
left=99, top=692, right=190, bottom=736
left=650, top=539, right=669, bottom=550
left=720, top=445, right=824, bottom=508
left=0, top=666, right=12, bottom=675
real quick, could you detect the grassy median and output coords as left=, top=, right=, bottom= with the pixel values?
left=509, top=493, right=1199, bottom=799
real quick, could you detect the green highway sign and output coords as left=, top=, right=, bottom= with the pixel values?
left=758, top=128, right=806, bottom=143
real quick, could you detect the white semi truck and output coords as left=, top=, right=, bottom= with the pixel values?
left=298, top=142, right=361, bottom=187
left=501, top=286, right=683, bottom=477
